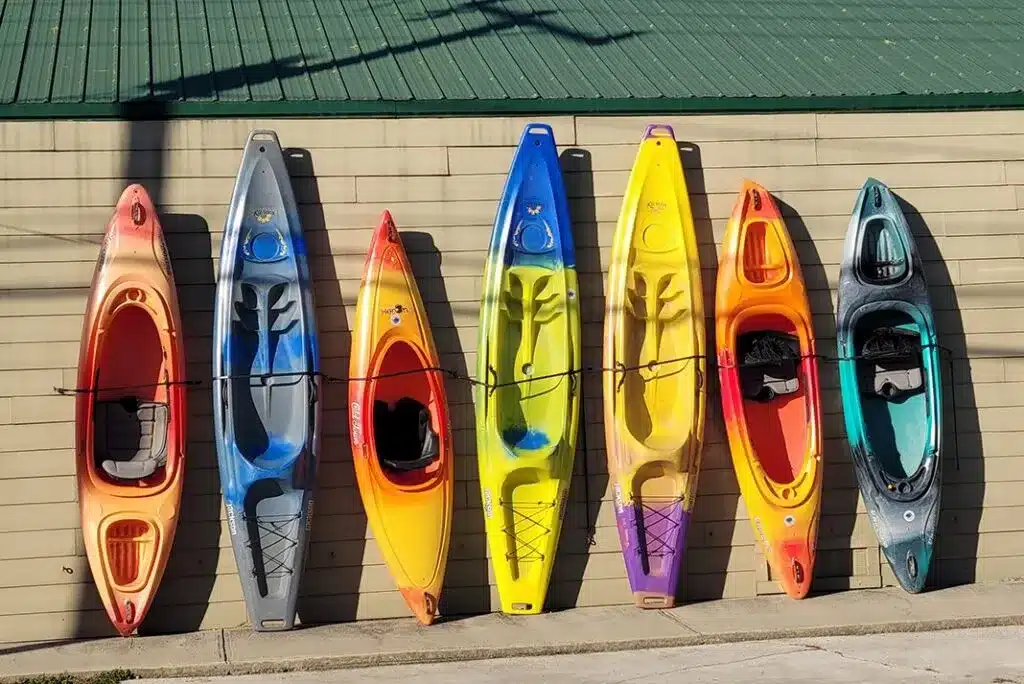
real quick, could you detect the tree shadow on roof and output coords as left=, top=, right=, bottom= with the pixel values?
left=116, top=1, right=639, bottom=108
left=422, top=0, right=635, bottom=46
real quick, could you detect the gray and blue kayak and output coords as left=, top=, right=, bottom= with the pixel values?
left=836, top=178, right=942, bottom=593
left=213, top=130, right=322, bottom=630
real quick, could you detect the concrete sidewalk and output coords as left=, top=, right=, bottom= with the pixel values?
left=3, top=583, right=1024, bottom=682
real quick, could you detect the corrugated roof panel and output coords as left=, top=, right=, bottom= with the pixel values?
left=488, top=0, right=597, bottom=99
left=204, top=0, right=250, bottom=101
left=369, top=0, right=445, bottom=100
left=261, top=0, right=318, bottom=102
left=175, top=0, right=216, bottom=102
left=345, top=0, right=414, bottom=101
left=464, top=0, right=567, bottom=99
left=433, top=0, right=536, bottom=100
left=391, top=0, right=476, bottom=100
left=0, top=0, right=33, bottom=104
left=311, top=0, right=381, bottom=101
left=718, top=2, right=836, bottom=97
left=83, top=0, right=118, bottom=102
left=151, top=0, right=184, bottom=102
left=0, top=0, right=1021, bottom=116
left=119, top=0, right=150, bottom=102
left=555, top=1, right=660, bottom=98
left=406, top=0, right=505, bottom=100
left=602, top=0, right=702, bottom=98
left=49, top=0, right=89, bottom=103
left=233, top=1, right=285, bottom=102
left=16, top=0, right=62, bottom=104
left=285, top=0, right=349, bottom=101
left=791, top=2, right=911, bottom=97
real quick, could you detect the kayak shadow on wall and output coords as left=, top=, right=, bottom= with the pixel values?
left=400, top=230, right=490, bottom=620
left=140, top=211, right=222, bottom=635
left=775, top=198, right=861, bottom=594
left=897, top=196, right=984, bottom=590
left=678, top=141, right=741, bottom=603
left=551, top=147, right=608, bottom=609
left=285, top=148, right=367, bottom=625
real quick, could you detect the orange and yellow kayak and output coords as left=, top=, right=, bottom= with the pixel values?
left=349, top=210, right=454, bottom=625
left=714, top=181, right=823, bottom=599
left=75, top=184, right=187, bottom=635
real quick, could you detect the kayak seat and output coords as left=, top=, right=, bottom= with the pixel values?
left=373, top=397, right=440, bottom=472
left=94, top=398, right=169, bottom=481
left=737, top=331, right=801, bottom=403
left=858, top=327, right=924, bottom=400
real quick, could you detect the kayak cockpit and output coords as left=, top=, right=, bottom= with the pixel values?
left=371, top=340, right=443, bottom=477
left=374, top=397, right=441, bottom=472
left=95, top=399, right=169, bottom=481
left=854, top=313, right=928, bottom=479
left=93, top=300, right=172, bottom=485
left=731, top=313, right=811, bottom=486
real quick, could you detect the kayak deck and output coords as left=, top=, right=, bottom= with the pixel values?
left=477, top=123, right=580, bottom=614
left=853, top=314, right=928, bottom=479
left=837, top=178, right=942, bottom=594
left=77, top=184, right=186, bottom=636
left=349, top=211, right=453, bottom=625
left=214, top=130, right=320, bottom=631
left=715, top=181, right=823, bottom=600
left=605, top=123, right=705, bottom=608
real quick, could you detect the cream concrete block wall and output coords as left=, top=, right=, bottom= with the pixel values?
left=0, top=110, right=1020, bottom=642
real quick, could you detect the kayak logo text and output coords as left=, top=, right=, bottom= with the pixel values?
left=382, top=304, right=406, bottom=326
left=226, top=502, right=238, bottom=536
left=350, top=401, right=363, bottom=446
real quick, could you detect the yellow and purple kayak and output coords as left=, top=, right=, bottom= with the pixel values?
left=604, top=124, right=706, bottom=608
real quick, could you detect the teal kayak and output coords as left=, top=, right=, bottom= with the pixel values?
left=836, top=178, right=943, bottom=593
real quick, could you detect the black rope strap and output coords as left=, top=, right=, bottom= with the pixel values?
left=52, top=344, right=970, bottom=471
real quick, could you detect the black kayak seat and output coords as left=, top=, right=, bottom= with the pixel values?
left=857, top=327, right=924, bottom=400
left=373, top=397, right=440, bottom=472
left=94, top=398, right=169, bottom=480
left=737, top=331, right=802, bottom=403
left=863, top=363, right=923, bottom=400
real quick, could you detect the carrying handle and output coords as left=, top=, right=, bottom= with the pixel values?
left=248, top=128, right=282, bottom=150
left=643, top=123, right=676, bottom=141
left=522, top=122, right=556, bottom=147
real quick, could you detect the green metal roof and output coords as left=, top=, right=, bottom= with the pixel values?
left=0, top=0, right=1022, bottom=119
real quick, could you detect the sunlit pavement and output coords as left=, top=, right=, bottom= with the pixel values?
left=133, top=625, right=1024, bottom=684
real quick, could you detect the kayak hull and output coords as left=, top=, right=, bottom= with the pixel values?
left=213, top=130, right=321, bottom=631
left=836, top=178, right=942, bottom=593
left=475, top=123, right=581, bottom=614
left=76, top=184, right=186, bottom=636
left=349, top=210, right=454, bottom=625
left=604, top=124, right=706, bottom=608
left=714, top=181, right=823, bottom=600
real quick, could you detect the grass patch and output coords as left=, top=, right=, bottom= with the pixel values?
left=17, top=670, right=136, bottom=684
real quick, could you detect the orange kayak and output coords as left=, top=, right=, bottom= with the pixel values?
left=349, top=210, right=454, bottom=625
left=714, top=181, right=823, bottom=599
left=75, top=185, right=187, bottom=635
